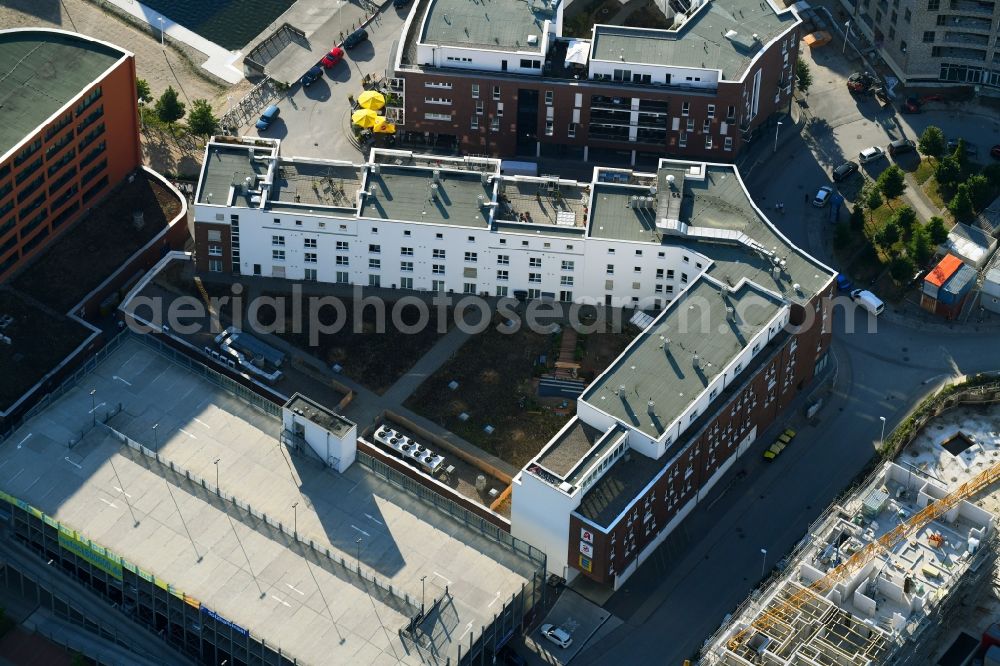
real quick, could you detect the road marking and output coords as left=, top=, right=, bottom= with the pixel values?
left=364, top=513, right=383, bottom=525
left=270, top=595, right=291, bottom=608
left=64, top=458, right=83, bottom=470
left=88, top=401, right=107, bottom=414
left=193, top=417, right=211, bottom=429
left=9, top=468, right=24, bottom=483
left=350, top=525, right=370, bottom=537
left=286, top=583, right=305, bottom=596
left=98, top=497, right=118, bottom=508
left=432, top=572, right=452, bottom=586
left=112, top=375, right=132, bottom=386
left=458, top=622, right=473, bottom=641
left=178, top=428, right=197, bottom=439
left=114, top=486, right=132, bottom=498
left=17, top=434, right=31, bottom=449
left=488, top=590, right=503, bottom=608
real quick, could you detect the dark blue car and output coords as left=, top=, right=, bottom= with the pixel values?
left=301, top=65, right=323, bottom=87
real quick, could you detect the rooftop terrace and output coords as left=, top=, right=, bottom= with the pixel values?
left=0, top=29, right=125, bottom=160
left=420, top=0, right=557, bottom=52
left=590, top=0, right=796, bottom=80
left=583, top=278, right=785, bottom=440
left=575, top=446, right=666, bottom=526
left=360, top=166, right=493, bottom=227
left=270, top=160, right=363, bottom=213
left=495, top=178, right=589, bottom=231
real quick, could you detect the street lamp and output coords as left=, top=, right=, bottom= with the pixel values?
left=89, top=389, right=97, bottom=425
left=356, top=537, right=363, bottom=570
left=760, top=548, right=768, bottom=577
left=213, top=458, right=220, bottom=491
left=292, top=501, right=298, bottom=538
left=158, top=17, right=165, bottom=46
left=843, top=20, right=853, bottom=55
left=420, top=575, right=427, bottom=614
left=152, top=423, right=159, bottom=453
left=773, top=121, right=783, bottom=154
left=879, top=416, right=887, bottom=448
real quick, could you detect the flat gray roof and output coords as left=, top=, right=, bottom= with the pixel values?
left=588, top=184, right=664, bottom=244
left=1, top=337, right=534, bottom=665
left=591, top=0, right=796, bottom=80
left=270, top=161, right=362, bottom=211
left=197, top=144, right=269, bottom=206
left=421, top=0, right=556, bottom=52
left=536, top=419, right=604, bottom=478
left=0, top=29, right=124, bottom=160
left=360, top=167, right=492, bottom=228
left=583, top=278, right=784, bottom=439
left=286, top=393, right=355, bottom=437
left=575, top=447, right=665, bottom=527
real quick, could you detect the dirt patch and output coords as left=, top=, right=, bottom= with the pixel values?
left=0, top=288, right=93, bottom=411
left=13, top=174, right=182, bottom=312
left=406, top=318, right=635, bottom=467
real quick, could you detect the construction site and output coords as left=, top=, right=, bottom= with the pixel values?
left=700, top=380, right=1000, bottom=666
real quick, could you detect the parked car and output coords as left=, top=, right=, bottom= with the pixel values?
left=947, top=139, right=978, bottom=157
left=300, top=65, right=323, bottom=87
left=900, top=97, right=922, bottom=114
left=255, top=104, right=280, bottom=131
left=540, top=624, right=573, bottom=649
left=858, top=146, right=886, bottom=164
left=836, top=274, right=853, bottom=292
left=812, top=185, right=834, bottom=207
left=851, top=289, right=885, bottom=316
left=887, top=138, right=916, bottom=157
left=992, top=144, right=1000, bottom=160
left=847, top=71, right=877, bottom=94
left=833, top=161, right=859, bottom=182
left=320, top=47, right=344, bottom=68
left=343, top=28, right=369, bottom=49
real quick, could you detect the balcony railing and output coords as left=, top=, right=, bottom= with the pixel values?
left=942, top=30, right=990, bottom=44
left=933, top=45, right=989, bottom=59
left=948, top=0, right=995, bottom=13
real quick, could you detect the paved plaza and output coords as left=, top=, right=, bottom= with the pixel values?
left=0, top=337, right=537, bottom=665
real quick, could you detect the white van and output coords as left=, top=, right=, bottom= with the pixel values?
left=851, top=289, right=884, bottom=316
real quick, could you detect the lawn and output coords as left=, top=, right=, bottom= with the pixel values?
left=12, top=174, right=181, bottom=313
left=406, top=318, right=634, bottom=467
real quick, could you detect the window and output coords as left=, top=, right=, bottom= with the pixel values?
left=424, top=112, right=452, bottom=121
left=496, top=103, right=504, bottom=117
left=208, top=245, right=223, bottom=257
left=467, top=235, right=475, bottom=242
left=520, top=59, right=541, bottom=69
left=606, top=264, right=615, bottom=275
left=560, top=276, right=573, bottom=286
left=705, top=135, right=713, bottom=149
left=424, top=97, right=452, bottom=105
left=529, top=257, right=541, bottom=268
left=923, top=31, right=935, bottom=42
left=492, top=86, right=500, bottom=100
left=464, top=251, right=477, bottom=262
left=891, top=10, right=898, bottom=24
left=400, top=277, right=413, bottom=289
left=683, top=255, right=690, bottom=263
left=681, top=272, right=688, bottom=283
left=545, top=120, right=553, bottom=136
left=545, top=90, right=553, bottom=105
left=904, top=7, right=911, bottom=20
left=369, top=258, right=381, bottom=270
left=436, top=233, right=443, bottom=239
left=304, top=268, right=318, bottom=281
left=490, top=117, right=500, bottom=132
left=679, top=132, right=687, bottom=148
left=497, top=269, right=509, bottom=281
left=528, top=273, right=541, bottom=283
left=686, top=118, right=695, bottom=131
left=727, top=105, right=736, bottom=121
left=304, top=238, right=317, bottom=248
left=702, top=120, right=711, bottom=133
left=401, top=246, right=413, bottom=256
left=336, top=271, right=349, bottom=284
left=927, top=0, right=938, bottom=9
left=336, top=255, right=349, bottom=265
left=707, top=104, right=715, bottom=118
left=472, top=84, right=479, bottom=98
left=567, top=122, right=577, bottom=138
left=561, top=260, right=574, bottom=271
left=209, top=259, right=223, bottom=272
left=471, top=115, right=479, bottom=130
left=724, top=136, right=733, bottom=151
left=370, top=275, right=381, bottom=287
left=496, top=286, right=508, bottom=297
left=272, top=235, right=285, bottom=246
left=336, top=241, right=349, bottom=250
left=476, top=100, right=484, bottom=115
left=305, top=253, right=318, bottom=263
left=400, top=261, right=413, bottom=272
left=681, top=102, right=690, bottom=116
left=207, top=230, right=222, bottom=242
left=497, top=255, right=509, bottom=265
left=369, top=244, right=381, bottom=253
left=607, top=248, right=615, bottom=255
left=433, top=249, right=446, bottom=259
left=425, top=81, right=453, bottom=89
left=900, top=40, right=907, bottom=53
left=432, top=264, right=445, bottom=274
left=272, top=250, right=285, bottom=261
left=634, top=265, right=642, bottom=273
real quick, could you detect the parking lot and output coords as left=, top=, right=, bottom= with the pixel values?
left=248, top=4, right=410, bottom=159
left=526, top=590, right=613, bottom=665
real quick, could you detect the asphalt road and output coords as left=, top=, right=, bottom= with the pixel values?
left=575, top=41, right=1000, bottom=666
left=248, top=4, right=409, bottom=159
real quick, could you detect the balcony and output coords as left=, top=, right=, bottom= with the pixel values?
left=933, top=45, right=989, bottom=59
left=942, top=31, right=990, bottom=44
left=939, top=14, right=994, bottom=30
left=948, top=0, right=996, bottom=13
left=590, top=108, right=632, bottom=123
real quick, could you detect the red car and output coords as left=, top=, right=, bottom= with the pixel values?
left=320, top=47, right=344, bottom=68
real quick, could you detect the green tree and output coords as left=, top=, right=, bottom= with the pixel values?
left=951, top=138, right=968, bottom=168
left=877, top=165, right=907, bottom=201
left=894, top=206, right=917, bottom=235
left=863, top=182, right=883, bottom=210
left=926, top=216, right=949, bottom=244
left=849, top=203, right=866, bottom=231
left=876, top=221, right=901, bottom=249
left=136, top=78, right=152, bottom=104
left=155, top=86, right=185, bottom=127
left=889, top=255, right=915, bottom=282
left=934, top=155, right=962, bottom=187
left=948, top=183, right=974, bottom=221
left=909, top=226, right=934, bottom=266
left=187, top=99, right=219, bottom=137
left=917, top=125, right=946, bottom=159
left=966, top=173, right=991, bottom=211
left=795, top=57, right=813, bottom=95
left=983, top=163, right=1000, bottom=188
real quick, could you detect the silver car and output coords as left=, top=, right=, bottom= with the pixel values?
left=812, top=185, right=833, bottom=207
left=540, top=623, right=573, bottom=649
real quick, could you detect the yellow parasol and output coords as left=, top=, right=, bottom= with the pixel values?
left=373, top=117, right=396, bottom=134
left=357, top=90, right=386, bottom=111
left=351, top=108, right=379, bottom=128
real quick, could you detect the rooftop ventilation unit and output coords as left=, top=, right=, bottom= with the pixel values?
left=727, top=306, right=735, bottom=321
left=647, top=399, right=656, bottom=414
left=371, top=163, right=381, bottom=174
left=693, top=353, right=700, bottom=368
left=527, top=35, right=539, bottom=46
left=724, top=29, right=739, bottom=40
left=432, top=169, right=441, bottom=182
left=618, top=384, right=627, bottom=395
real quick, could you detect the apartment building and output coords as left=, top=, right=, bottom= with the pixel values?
left=0, top=28, right=142, bottom=281
left=192, top=136, right=836, bottom=589
left=840, top=0, right=1000, bottom=89
left=385, top=0, right=801, bottom=163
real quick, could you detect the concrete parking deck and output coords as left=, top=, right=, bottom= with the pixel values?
left=0, top=336, right=536, bottom=665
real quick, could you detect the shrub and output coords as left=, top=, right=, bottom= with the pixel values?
left=948, top=184, right=975, bottom=221
left=926, top=216, right=949, bottom=244
left=889, top=255, right=915, bottom=282
left=877, top=165, right=906, bottom=200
